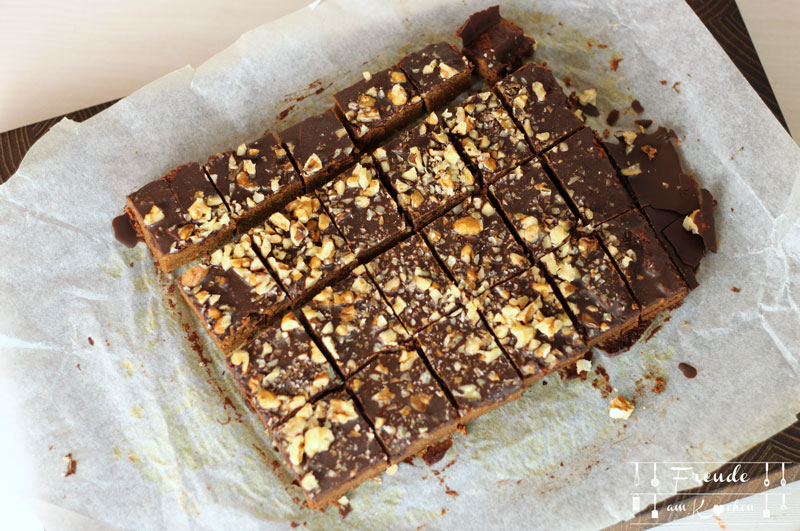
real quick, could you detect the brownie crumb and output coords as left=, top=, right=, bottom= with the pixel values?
left=630, top=100, right=644, bottom=114
left=678, top=362, right=697, bottom=379
left=62, top=453, right=78, bottom=477
left=88, top=337, right=94, bottom=346
left=731, top=286, right=741, bottom=293
left=672, top=81, right=681, bottom=94
left=606, top=109, right=620, bottom=126
left=660, top=80, right=668, bottom=86
left=634, top=119, right=653, bottom=129
left=609, top=55, right=623, bottom=71
left=651, top=377, right=666, bottom=394
left=420, top=436, right=454, bottom=466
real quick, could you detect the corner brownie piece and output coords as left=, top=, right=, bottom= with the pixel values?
left=204, top=134, right=303, bottom=232
left=424, top=194, right=529, bottom=297
left=365, top=234, right=461, bottom=334
left=495, top=63, right=582, bottom=153
left=478, top=266, right=587, bottom=385
left=597, top=209, right=688, bottom=319
left=541, top=232, right=639, bottom=346
left=334, top=68, right=424, bottom=148
left=316, top=156, right=409, bottom=260
left=373, top=113, right=476, bottom=227
left=126, top=178, right=187, bottom=270
left=272, top=391, right=388, bottom=509
left=302, top=266, right=408, bottom=377
left=177, top=233, right=289, bottom=353
left=349, top=348, right=459, bottom=463
left=544, top=128, right=634, bottom=224
left=398, top=42, right=473, bottom=112
left=127, top=163, right=234, bottom=272
left=455, top=5, right=535, bottom=86
left=417, top=305, right=523, bottom=423
left=250, top=194, right=356, bottom=303
left=227, top=313, right=341, bottom=431
left=489, top=160, right=577, bottom=259
left=604, top=127, right=715, bottom=288
left=279, top=109, right=356, bottom=191
left=441, top=91, right=532, bottom=185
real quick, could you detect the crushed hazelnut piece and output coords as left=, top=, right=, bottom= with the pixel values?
left=609, top=396, right=635, bottom=419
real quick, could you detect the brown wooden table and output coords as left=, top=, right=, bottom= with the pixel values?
left=1, top=1, right=796, bottom=528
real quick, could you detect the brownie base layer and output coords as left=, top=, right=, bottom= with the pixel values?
left=306, top=460, right=390, bottom=510
left=459, top=387, right=524, bottom=425
left=583, top=313, right=641, bottom=349
left=392, top=422, right=458, bottom=465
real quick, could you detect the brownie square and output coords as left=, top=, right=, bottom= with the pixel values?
left=598, top=209, right=689, bottom=318
left=398, top=42, right=473, bottom=111
left=127, top=163, right=234, bottom=272
left=204, top=134, right=303, bottom=232
left=373, top=113, right=476, bottom=227
left=441, top=91, right=532, bottom=185
left=334, top=67, right=424, bottom=148
left=227, top=313, right=341, bottom=431
left=541, top=232, right=639, bottom=346
left=477, top=266, right=587, bottom=385
left=272, top=391, right=388, bottom=509
left=316, top=155, right=409, bottom=260
left=176, top=232, right=290, bottom=353
left=250, top=194, right=357, bottom=303
left=416, top=305, right=523, bottom=423
left=279, top=109, right=356, bottom=191
left=455, top=5, right=535, bottom=86
left=126, top=178, right=188, bottom=269
left=349, top=348, right=459, bottom=463
left=494, top=63, right=582, bottom=153
left=424, top=194, right=529, bottom=297
left=302, top=266, right=409, bottom=377
left=489, top=159, right=577, bottom=260
left=365, top=234, right=461, bottom=334
left=543, top=128, right=634, bottom=224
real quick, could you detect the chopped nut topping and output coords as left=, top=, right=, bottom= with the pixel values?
left=301, top=472, right=319, bottom=491
left=453, top=216, right=483, bottom=236
left=303, top=153, right=323, bottom=174
left=531, top=81, right=547, bottom=102
left=579, top=88, right=597, bottom=106
left=388, top=84, right=409, bottom=106
left=439, top=62, right=458, bottom=79
left=327, top=398, right=358, bottom=424
left=390, top=71, right=407, bottom=83
left=304, top=426, right=335, bottom=457
left=230, top=349, right=249, bottom=373
left=621, top=163, right=642, bottom=176
left=683, top=210, right=700, bottom=235
left=180, top=265, right=207, bottom=288
left=143, top=205, right=164, bottom=225
left=609, top=396, right=634, bottom=419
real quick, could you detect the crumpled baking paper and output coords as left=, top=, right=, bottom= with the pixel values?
left=1, top=0, right=799, bottom=529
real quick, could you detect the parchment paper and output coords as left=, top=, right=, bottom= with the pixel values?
left=2, top=1, right=799, bottom=529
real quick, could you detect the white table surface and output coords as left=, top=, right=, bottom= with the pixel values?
left=0, top=2, right=797, bottom=530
